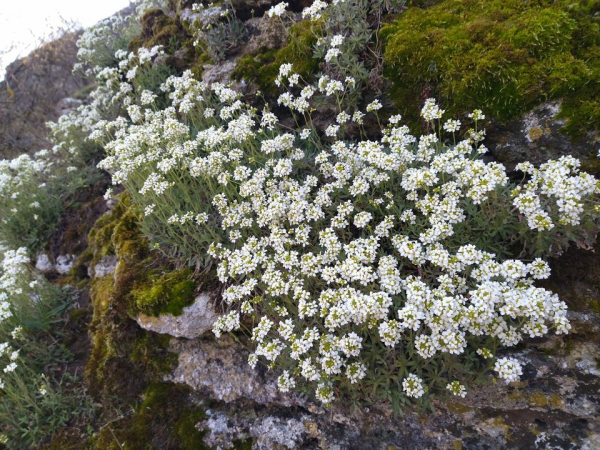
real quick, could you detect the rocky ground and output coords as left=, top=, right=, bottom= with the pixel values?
left=3, top=1, right=600, bottom=449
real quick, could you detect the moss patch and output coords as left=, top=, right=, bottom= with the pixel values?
left=129, top=9, right=190, bottom=54
left=129, top=8, right=205, bottom=74
left=85, top=196, right=177, bottom=397
left=232, top=20, right=320, bottom=95
left=82, top=194, right=214, bottom=450
left=130, top=268, right=196, bottom=317
left=381, top=0, right=600, bottom=137
left=116, top=382, right=208, bottom=450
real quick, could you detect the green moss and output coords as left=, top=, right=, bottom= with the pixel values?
left=85, top=195, right=175, bottom=398
left=68, top=307, right=89, bottom=326
left=128, top=8, right=202, bottom=74
left=83, top=194, right=216, bottom=450
left=43, top=429, right=91, bottom=450
left=528, top=391, right=564, bottom=409
left=581, top=154, right=600, bottom=178
left=381, top=0, right=600, bottom=136
left=232, top=438, right=254, bottom=450
left=113, top=382, right=208, bottom=450
left=232, top=20, right=320, bottom=95
left=446, top=401, right=474, bottom=414
left=130, top=268, right=196, bottom=317
left=176, top=410, right=210, bottom=450
left=129, top=9, right=188, bottom=54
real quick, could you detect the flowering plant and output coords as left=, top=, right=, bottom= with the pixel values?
left=95, top=47, right=599, bottom=407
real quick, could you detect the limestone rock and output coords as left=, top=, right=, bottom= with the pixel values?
left=488, top=101, right=598, bottom=170
left=56, top=97, right=83, bottom=117
left=55, top=254, right=76, bottom=274
left=35, top=253, right=54, bottom=273
left=241, top=15, right=291, bottom=56
left=89, top=255, right=118, bottom=278
left=168, top=335, right=301, bottom=406
left=201, top=59, right=239, bottom=85
left=201, top=411, right=312, bottom=450
left=136, top=293, right=219, bottom=339
left=170, top=310, right=600, bottom=449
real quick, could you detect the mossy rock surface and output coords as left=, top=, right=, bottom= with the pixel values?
left=115, top=382, right=208, bottom=450
left=381, top=0, right=600, bottom=137
left=130, top=268, right=197, bottom=317
left=86, top=196, right=179, bottom=396
left=84, top=195, right=204, bottom=450
left=232, top=20, right=320, bottom=95
left=129, top=9, right=191, bottom=54
left=129, top=8, right=205, bottom=74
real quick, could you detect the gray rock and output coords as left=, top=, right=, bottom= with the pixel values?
left=201, top=411, right=311, bottom=450
left=168, top=335, right=300, bottom=406
left=488, top=101, right=598, bottom=170
left=89, top=255, right=118, bottom=278
left=35, top=253, right=54, bottom=273
left=55, top=254, right=76, bottom=275
left=56, top=97, right=83, bottom=117
left=240, top=15, right=291, bottom=57
left=136, top=293, right=219, bottom=339
left=169, top=310, right=600, bottom=449
left=201, top=59, right=240, bottom=85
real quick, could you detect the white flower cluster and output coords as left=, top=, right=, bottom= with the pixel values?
left=494, top=357, right=523, bottom=383
left=267, top=2, right=288, bottom=18
left=302, top=0, right=328, bottom=20
left=514, top=157, right=599, bottom=230
left=0, top=248, right=44, bottom=386
left=325, top=34, right=344, bottom=63
left=91, top=15, right=599, bottom=405
left=402, top=373, right=425, bottom=398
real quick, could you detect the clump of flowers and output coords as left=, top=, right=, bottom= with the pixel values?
left=95, top=45, right=600, bottom=408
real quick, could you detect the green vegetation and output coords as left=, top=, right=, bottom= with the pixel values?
left=120, top=382, right=208, bottom=450
left=130, top=268, right=196, bottom=317
left=0, top=252, right=95, bottom=448
left=381, top=0, right=600, bottom=136
left=130, top=9, right=191, bottom=55
left=232, top=20, right=320, bottom=95
left=85, top=195, right=177, bottom=398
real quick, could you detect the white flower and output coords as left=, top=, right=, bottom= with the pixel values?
left=3, top=362, right=17, bottom=373
left=325, top=125, right=340, bottom=137
left=325, top=48, right=341, bottom=62
left=330, top=34, right=344, bottom=47
left=468, top=109, right=485, bottom=121
left=402, top=373, right=425, bottom=398
left=366, top=100, right=382, bottom=112
left=302, top=0, right=327, bottom=20
left=316, top=383, right=335, bottom=404
left=446, top=381, right=466, bottom=398
left=277, top=370, right=296, bottom=392
left=267, top=2, right=288, bottom=17
left=443, top=119, right=461, bottom=133
left=346, top=362, right=366, bottom=384
left=353, top=211, right=372, bottom=228
left=494, top=357, right=522, bottom=383
left=421, top=98, right=444, bottom=121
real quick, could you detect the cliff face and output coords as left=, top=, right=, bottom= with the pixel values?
left=0, top=31, right=90, bottom=158
left=3, top=1, right=600, bottom=449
